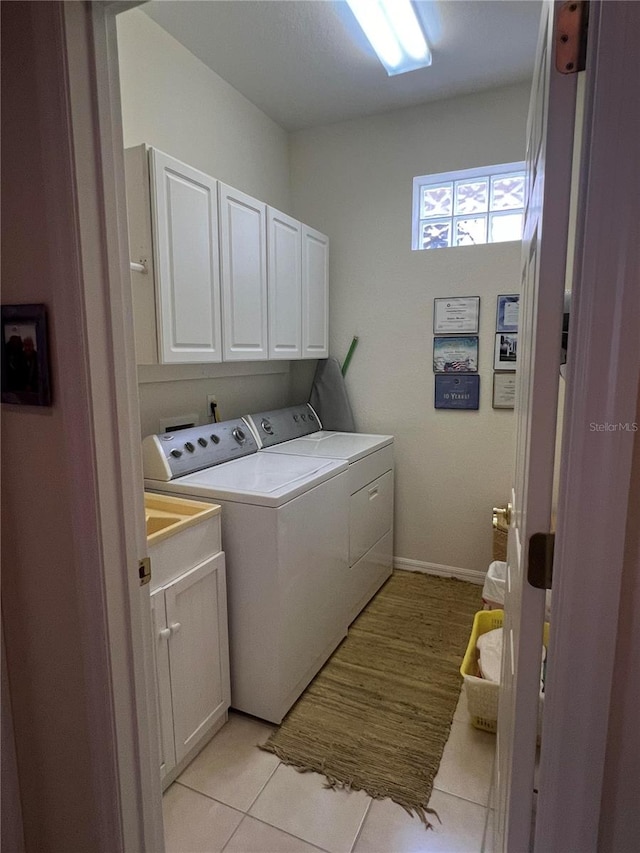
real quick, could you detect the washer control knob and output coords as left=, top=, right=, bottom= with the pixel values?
left=232, top=427, right=246, bottom=444
left=301, top=413, right=307, bottom=421
left=293, top=414, right=299, bottom=422
left=184, top=441, right=195, bottom=453
left=261, top=418, right=273, bottom=434
left=210, top=434, right=220, bottom=444
left=198, top=437, right=208, bottom=447
left=170, top=449, right=183, bottom=459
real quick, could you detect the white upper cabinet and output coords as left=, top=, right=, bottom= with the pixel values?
left=219, top=184, right=268, bottom=361
left=125, top=145, right=328, bottom=365
left=267, top=208, right=302, bottom=360
left=124, top=146, right=222, bottom=364
left=302, top=225, right=329, bottom=359
left=150, top=148, right=222, bottom=363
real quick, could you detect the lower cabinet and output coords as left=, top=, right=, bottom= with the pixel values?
left=150, top=551, right=230, bottom=785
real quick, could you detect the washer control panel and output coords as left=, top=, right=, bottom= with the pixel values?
left=143, top=418, right=259, bottom=481
left=244, top=404, right=322, bottom=448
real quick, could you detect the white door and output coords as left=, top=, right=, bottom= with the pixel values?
left=150, top=149, right=222, bottom=363
left=496, top=2, right=579, bottom=850
left=219, top=183, right=268, bottom=361
left=268, top=207, right=302, bottom=359
left=164, top=553, right=230, bottom=764
left=301, top=225, right=329, bottom=359
left=150, top=589, right=176, bottom=779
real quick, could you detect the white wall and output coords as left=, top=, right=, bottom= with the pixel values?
left=117, top=9, right=296, bottom=435
left=290, top=84, right=529, bottom=573
left=599, top=386, right=640, bottom=852
left=2, top=3, right=110, bottom=848
left=117, top=8, right=290, bottom=211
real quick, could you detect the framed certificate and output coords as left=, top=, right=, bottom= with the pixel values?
left=433, top=335, right=478, bottom=373
left=433, top=296, right=480, bottom=334
left=494, top=333, right=518, bottom=370
left=435, top=374, right=480, bottom=410
left=496, top=294, right=520, bottom=333
left=492, top=373, right=517, bottom=409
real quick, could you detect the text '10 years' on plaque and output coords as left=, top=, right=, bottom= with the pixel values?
left=435, top=374, right=480, bottom=410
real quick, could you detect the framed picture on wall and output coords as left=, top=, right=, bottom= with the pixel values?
left=492, top=372, right=517, bottom=409
left=494, top=333, right=518, bottom=371
left=496, top=294, right=520, bottom=333
left=433, top=296, right=480, bottom=334
left=433, top=335, right=478, bottom=373
left=435, top=374, right=480, bottom=410
left=1, top=304, right=52, bottom=406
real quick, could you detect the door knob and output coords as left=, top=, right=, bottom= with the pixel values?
left=170, top=622, right=182, bottom=634
left=493, top=503, right=512, bottom=527
left=159, top=628, right=171, bottom=640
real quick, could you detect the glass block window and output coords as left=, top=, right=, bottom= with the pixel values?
left=412, top=163, right=525, bottom=250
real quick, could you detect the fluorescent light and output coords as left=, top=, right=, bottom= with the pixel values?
left=347, top=0, right=432, bottom=76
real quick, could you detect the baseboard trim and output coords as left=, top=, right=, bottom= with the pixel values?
left=393, top=557, right=485, bottom=586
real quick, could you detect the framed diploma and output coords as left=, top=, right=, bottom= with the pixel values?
left=435, top=375, right=480, bottom=410
left=494, top=333, right=518, bottom=370
left=496, top=294, right=520, bottom=333
left=433, top=296, right=480, bottom=334
left=433, top=336, right=478, bottom=373
left=492, top=372, right=517, bottom=409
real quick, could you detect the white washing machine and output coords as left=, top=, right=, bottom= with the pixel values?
left=244, top=405, right=394, bottom=624
left=142, top=417, right=349, bottom=724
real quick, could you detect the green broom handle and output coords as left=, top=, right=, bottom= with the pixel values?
left=341, top=336, right=359, bottom=376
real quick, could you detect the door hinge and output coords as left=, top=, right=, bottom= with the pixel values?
left=556, top=1, right=589, bottom=74
left=527, top=533, right=555, bottom=589
left=139, top=556, right=152, bottom=587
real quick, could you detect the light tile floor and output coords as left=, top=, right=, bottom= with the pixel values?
left=164, top=689, right=496, bottom=853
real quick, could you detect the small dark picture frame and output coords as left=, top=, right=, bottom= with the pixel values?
left=2, top=304, right=52, bottom=406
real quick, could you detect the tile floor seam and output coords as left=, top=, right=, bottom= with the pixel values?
left=236, top=815, right=332, bottom=853
left=240, top=810, right=323, bottom=849
left=243, top=758, right=282, bottom=812
left=348, top=796, right=373, bottom=852
left=432, top=781, right=490, bottom=809
left=219, top=813, right=248, bottom=853
left=174, top=779, right=247, bottom=815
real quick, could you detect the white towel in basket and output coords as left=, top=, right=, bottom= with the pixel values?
left=477, top=628, right=503, bottom=682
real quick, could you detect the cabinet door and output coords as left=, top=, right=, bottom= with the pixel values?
left=267, top=208, right=302, bottom=359
left=150, top=148, right=222, bottom=363
left=301, top=225, right=329, bottom=359
left=165, top=553, right=230, bottom=764
left=219, top=184, right=268, bottom=361
left=124, top=144, right=158, bottom=364
left=150, top=588, right=176, bottom=779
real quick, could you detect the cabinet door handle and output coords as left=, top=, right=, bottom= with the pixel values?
left=368, top=486, right=379, bottom=500
left=170, top=622, right=182, bottom=634
left=159, top=628, right=171, bottom=640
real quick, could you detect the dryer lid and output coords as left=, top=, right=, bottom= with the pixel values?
left=261, top=431, right=394, bottom=464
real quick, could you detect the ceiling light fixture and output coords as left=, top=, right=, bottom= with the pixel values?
left=346, top=0, right=432, bottom=76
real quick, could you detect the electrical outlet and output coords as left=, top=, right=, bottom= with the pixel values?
left=207, top=395, right=218, bottom=422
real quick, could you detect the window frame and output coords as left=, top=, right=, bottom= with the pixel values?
left=411, top=162, right=526, bottom=251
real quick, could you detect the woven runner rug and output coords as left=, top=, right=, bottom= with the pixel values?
left=260, top=570, right=481, bottom=827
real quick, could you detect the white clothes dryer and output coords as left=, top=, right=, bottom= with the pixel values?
left=143, top=418, right=349, bottom=723
left=244, top=405, right=394, bottom=624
